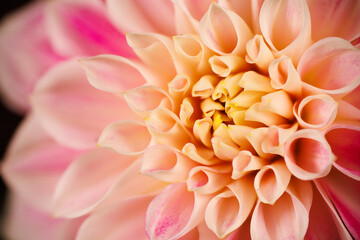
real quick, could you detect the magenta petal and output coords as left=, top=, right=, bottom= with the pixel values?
left=316, top=168, right=360, bottom=239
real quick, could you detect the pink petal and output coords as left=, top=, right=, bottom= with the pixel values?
left=0, top=1, right=63, bottom=113
left=107, top=0, right=176, bottom=35
left=325, top=124, right=360, bottom=180
left=146, top=182, right=211, bottom=240
left=31, top=59, right=138, bottom=149
left=307, top=0, right=360, bottom=42
left=52, top=148, right=136, bottom=218
left=297, top=37, right=360, bottom=98
left=46, top=0, right=135, bottom=58
left=1, top=113, right=82, bottom=212
left=250, top=179, right=311, bottom=240
left=284, top=129, right=336, bottom=180
left=316, top=168, right=360, bottom=239
left=3, top=194, right=85, bottom=240
left=98, top=120, right=151, bottom=155
left=259, top=0, right=312, bottom=64
left=76, top=196, right=152, bottom=240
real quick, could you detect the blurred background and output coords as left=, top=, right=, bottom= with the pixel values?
left=0, top=0, right=32, bottom=237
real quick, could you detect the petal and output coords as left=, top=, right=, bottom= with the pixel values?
left=31, top=59, right=138, bottom=149
left=307, top=0, right=360, bottom=41
left=146, top=182, right=212, bottom=240
left=98, top=120, right=151, bottom=155
left=46, top=0, right=135, bottom=58
left=52, top=148, right=136, bottom=218
left=232, top=150, right=267, bottom=179
left=76, top=196, right=152, bottom=240
left=245, top=34, right=274, bottom=73
left=0, top=1, right=63, bottom=113
left=316, top=168, right=360, bottom=239
left=284, top=129, right=336, bottom=180
left=297, top=37, right=360, bottom=98
left=259, top=0, right=312, bottom=64
left=182, top=143, right=222, bottom=166
left=1, top=113, right=81, bottom=212
left=199, top=3, right=253, bottom=55
left=107, top=0, right=176, bottom=35
left=325, top=124, right=360, bottom=180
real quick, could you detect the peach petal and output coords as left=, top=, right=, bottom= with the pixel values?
left=316, top=168, right=360, bottom=239
left=173, top=1, right=200, bottom=35
left=254, top=158, right=291, bottom=204
left=200, top=98, right=225, bottom=117
left=246, top=127, right=275, bottom=159
left=212, top=74, right=243, bottom=101
left=1, top=113, right=81, bottom=213
left=192, top=75, right=219, bottom=99
left=140, top=145, right=198, bottom=182
left=199, top=3, right=253, bottom=55
left=230, top=91, right=264, bottom=108
left=146, top=183, right=212, bottom=240
left=269, top=55, right=302, bottom=97
left=259, top=90, right=294, bottom=119
left=168, top=74, right=191, bottom=102
left=126, top=33, right=178, bottom=80
left=79, top=54, right=148, bottom=93
left=245, top=102, right=288, bottom=126
left=76, top=196, right=152, bottom=240
left=98, top=120, right=151, bottom=155
left=259, top=0, right=312, bottom=64
left=193, top=117, right=213, bottom=148
left=107, top=0, right=176, bottom=35
left=232, top=150, right=267, bottom=179
left=145, top=108, right=194, bottom=149
left=179, top=97, right=200, bottom=128
left=294, top=94, right=338, bottom=129
left=238, top=71, right=274, bottom=92
left=31, top=60, right=138, bottom=149
left=245, top=34, right=274, bottom=73
left=205, top=177, right=256, bottom=238
left=297, top=37, right=360, bottom=98
left=337, top=100, right=360, bottom=122
left=46, top=0, right=134, bottom=58
left=211, top=136, right=240, bottom=161
left=182, top=143, right=222, bottom=166
left=52, top=148, right=135, bottom=218
left=174, top=0, right=212, bottom=22
left=250, top=180, right=310, bottom=240
left=307, top=0, right=360, bottom=42
left=227, top=125, right=254, bottom=150
left=325, top=124, right=360, bottom=180
left=342, top=85, right=360, bottom=109
left=124, top=85, right=173, bottom=118
left=261, top=123, right=298, bottom=155
left=187, top=164, right=232, bottom=194
left=284, top=129, right=336, bottom=180
left=173, top=34, right=213, bottom=74
left=209, top=55, right=248, bottom=77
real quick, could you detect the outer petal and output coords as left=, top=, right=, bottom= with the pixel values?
left=52, top=148, right=136, bottom=218
left=1, top=113, right=82, bottom=212
left=259, top=0, right=312, bottom=64
left=76, top=196, right=153, bottom=240
left=46, top=0, right=135, bottom=58
left=325, top=124, right=360, bottom=180
left=31, top=59, right=138, bottom=149
left=307, top=0, right=360, bottom=42
left=0, top=1, right=63, bottom=113
left=316, top=168, right=360, bottom=239
left=297, top=37, right=360, bottom=98
left=107, top=0, right=176, bottom=35
left=3, top=194, right=85, bottom=240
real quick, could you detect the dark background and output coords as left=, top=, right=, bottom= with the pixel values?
left=0, top=0, right=32, bottom=233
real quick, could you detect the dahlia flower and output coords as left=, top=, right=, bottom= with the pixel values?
left=1, top=0, right=360, bottom=240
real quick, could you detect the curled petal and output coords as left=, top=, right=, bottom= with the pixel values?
left=232, top=150, right=267, bottom=179
left=168, top=74, right=192, bottom=102
left=179, top=97, right=200, bottom=128
left=211, top=136, right=240, bottom=161
left=261, top=123, right=298, bottom=155
left=231, top=91, right=263, bottom=108
left=246, top=127, right=274, bottom=159
left=193, top=117, right=213, bottom=148
left=209, top=55, right=248, bottom=77
left=294, top=94, right=338, bottom=129
left=269, top=56, right=302, bottom=97
left=141, top=145, right=198, bottom=182
left=259, top=0, right=312, bottom=64
left=259, top=90, right=294, bottom=119
left=325, top=124, right=360, bottom=180
left=192, top=75, right=219, bottom=99
left=227, top=125, right=253, bottom=150
left=199, top=3, right=253, bottom=55
left=187, top=164, right=232, bottom=194
left=146, top=183, right=212, bottom=240
left=245, top=103, right=288, bottom=126
left=212, top=74, right=243, bottom=101
left=254, top=158, right=291, bottom=204
left=238, top=71, right=274, bottom=92
left=245, top=34, right=274, bottom=73
left=98, top=121, right=151, bottom=155
left=182, top=143, right=221, bottom=166
left=284, top=129, right=336, bottom=180
left=107, top=0, right=176, bottom=35
left=297, top=37, right=360, bottom=98
left=205, top=177, right=256, bottom=238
